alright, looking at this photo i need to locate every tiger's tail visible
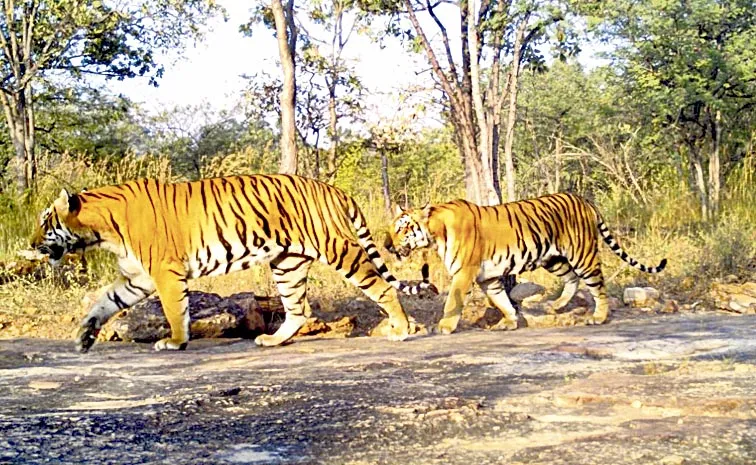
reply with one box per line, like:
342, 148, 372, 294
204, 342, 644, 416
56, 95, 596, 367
597, 220, 667, 273
346, 198, 437, 295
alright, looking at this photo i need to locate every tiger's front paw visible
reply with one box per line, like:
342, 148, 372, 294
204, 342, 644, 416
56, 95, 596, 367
437, 315, 460, 335
154, 337, 188, 351
492, 318, 518, 331
254, 334, 287, 347
75, 317, 100, 353
585, 314, 608, 325
387, 319, 409, 342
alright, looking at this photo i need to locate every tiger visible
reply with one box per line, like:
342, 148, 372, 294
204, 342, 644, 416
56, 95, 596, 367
30, 174, 435, 353
387, 192, 667, 334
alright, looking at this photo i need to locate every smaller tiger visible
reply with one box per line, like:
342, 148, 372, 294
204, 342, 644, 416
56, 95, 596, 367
387, 193, 667, 334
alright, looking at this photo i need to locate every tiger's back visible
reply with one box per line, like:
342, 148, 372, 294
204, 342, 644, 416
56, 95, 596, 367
95, 175, 370, 278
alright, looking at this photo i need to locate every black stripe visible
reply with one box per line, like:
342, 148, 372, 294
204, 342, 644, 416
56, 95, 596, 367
109, 291, 129, 310
109, 213, 126, 246
344, 256, 361, 279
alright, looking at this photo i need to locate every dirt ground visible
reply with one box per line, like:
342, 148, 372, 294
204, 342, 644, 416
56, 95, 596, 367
2, 309, 756, 465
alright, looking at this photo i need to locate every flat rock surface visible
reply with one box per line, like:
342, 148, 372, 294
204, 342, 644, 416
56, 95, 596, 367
1, 312, 756, 465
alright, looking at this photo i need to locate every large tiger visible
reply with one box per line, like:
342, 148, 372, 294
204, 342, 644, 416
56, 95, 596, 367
31, 175, 434, 353
387, 192, 667, 334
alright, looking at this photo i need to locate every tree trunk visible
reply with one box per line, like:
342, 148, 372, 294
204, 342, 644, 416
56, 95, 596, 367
0, 82, 36, 192
554, 128, 562, 193
707, 110, 722, 220
486, 0, 509, 204
456, 116, 485, 205
501, 20, 528, 202
327, 80, 338, 177
467, 0, 498, 206
380, 149, 391, 216
24, 84, 36, 186
271, 0, 298, 175
689, 146, 709, 221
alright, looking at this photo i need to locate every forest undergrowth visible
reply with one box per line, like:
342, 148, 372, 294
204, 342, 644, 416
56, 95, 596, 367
0, 151, 753, 340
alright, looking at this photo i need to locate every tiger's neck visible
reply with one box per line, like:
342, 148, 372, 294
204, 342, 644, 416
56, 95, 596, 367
73, 194, 130, 257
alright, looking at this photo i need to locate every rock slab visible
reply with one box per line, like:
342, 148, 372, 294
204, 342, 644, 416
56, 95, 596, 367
710, 282, 756, 314
99, 291, 266, 342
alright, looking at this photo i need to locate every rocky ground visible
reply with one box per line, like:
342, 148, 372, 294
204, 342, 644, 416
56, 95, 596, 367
2, 310, 756, 465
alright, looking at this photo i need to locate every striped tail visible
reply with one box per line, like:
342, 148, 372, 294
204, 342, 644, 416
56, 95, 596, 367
347, 200, 437, 295
597, 220, 667, 273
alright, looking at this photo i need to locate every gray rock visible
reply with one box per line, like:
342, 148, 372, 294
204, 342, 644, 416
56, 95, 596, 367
623, 286, 662, 307
100, 291, 264, 342
3, 313, 756, 465
509, 281, 546, 303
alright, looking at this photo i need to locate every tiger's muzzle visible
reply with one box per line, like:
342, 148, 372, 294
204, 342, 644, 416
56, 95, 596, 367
37, 244, 66, 262
394, 244, 413, 257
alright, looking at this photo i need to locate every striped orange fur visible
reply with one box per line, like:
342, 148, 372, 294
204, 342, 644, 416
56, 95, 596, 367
31, 175, 432, 352
388, 192, 667, 333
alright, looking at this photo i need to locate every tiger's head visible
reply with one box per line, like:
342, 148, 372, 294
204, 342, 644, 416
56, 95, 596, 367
387, 204, 434, 258
30, 189, 87, 266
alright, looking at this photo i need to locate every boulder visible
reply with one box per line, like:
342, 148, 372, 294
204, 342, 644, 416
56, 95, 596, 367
296, 316, 356, 338
509, 282, 546, 303
93, 290, 357, 343
226, 292, 269, 333
623, 287, 662, 308
325, 316, 356, 336
710, 282, 756, 314
98, 291, 266, 342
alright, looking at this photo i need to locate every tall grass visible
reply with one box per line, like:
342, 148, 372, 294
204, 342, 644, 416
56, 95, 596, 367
0, 149, 754, 340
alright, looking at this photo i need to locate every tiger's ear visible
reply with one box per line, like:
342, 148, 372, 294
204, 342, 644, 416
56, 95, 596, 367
54, 189, 81, 214
393, 204, 405, 216
68, 192, 81, 213
420, 202, 432, 220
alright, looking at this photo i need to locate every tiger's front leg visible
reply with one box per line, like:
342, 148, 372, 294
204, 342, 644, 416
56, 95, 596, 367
437, 268, 476, 334
151, 264, 190, 351
76, 272, 155, 353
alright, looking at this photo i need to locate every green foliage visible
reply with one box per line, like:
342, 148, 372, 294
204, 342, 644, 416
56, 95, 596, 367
582, 0, 756, 160
33, 85, 136, 161
0, 0, 219, 87
0, 0, 221, 188
333, 127, 463, 209
242, 0, 367, 178
125, 104, 279, 181
515, 60, 665, 200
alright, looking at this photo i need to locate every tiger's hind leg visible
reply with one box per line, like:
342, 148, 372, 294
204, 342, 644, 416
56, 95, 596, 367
336, 242, 409, 341
255, 255, 314, 347
479, 277, 519, 331
564, 238, 610, 325
543, 256, 580, 315
580, 268, 609, 325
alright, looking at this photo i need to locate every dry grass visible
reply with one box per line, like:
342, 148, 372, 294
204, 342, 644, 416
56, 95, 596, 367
0, 151, 754, 340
